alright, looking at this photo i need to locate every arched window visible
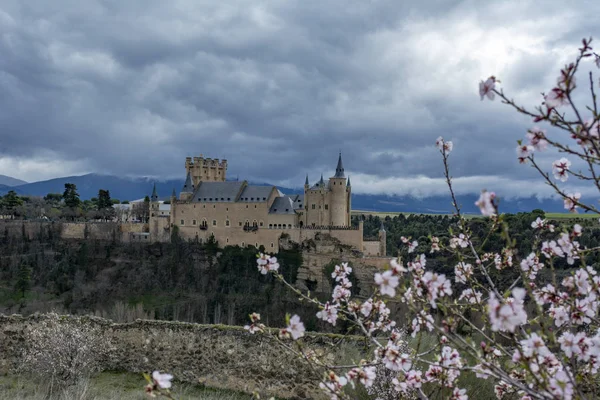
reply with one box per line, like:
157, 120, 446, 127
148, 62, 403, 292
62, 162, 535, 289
252, 220, 258, 227
212, 220, 217, 226
226, 238, 229, 243
270, 243, 274, 248
242, 242, 245, 247
225, 220, 230, 227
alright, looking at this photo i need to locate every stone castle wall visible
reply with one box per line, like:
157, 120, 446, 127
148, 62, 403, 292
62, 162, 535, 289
0, 314, 363, 399
0, 220, 145, 242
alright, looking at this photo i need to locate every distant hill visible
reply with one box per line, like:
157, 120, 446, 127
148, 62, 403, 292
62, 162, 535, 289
3, 173, 184, 202
0, 173, 569, 214
0, 175, 27, 187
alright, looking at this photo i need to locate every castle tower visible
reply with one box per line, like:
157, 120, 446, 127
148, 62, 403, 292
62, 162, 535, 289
346, 176, 352, 226
379, 220, 387, 257
185, 154, 227, 185
180, 172, 194, 202
150, 183, 159, 215
329, 153, 348, 227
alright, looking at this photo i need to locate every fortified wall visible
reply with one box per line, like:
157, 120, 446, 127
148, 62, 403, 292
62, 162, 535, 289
0, 220, 147, 243
0, 314, 364, 399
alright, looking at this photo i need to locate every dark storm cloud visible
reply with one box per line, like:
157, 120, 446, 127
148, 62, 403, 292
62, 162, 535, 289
0, 0, 599, 198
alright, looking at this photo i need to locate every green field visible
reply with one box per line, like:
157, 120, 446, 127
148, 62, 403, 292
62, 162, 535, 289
0, 372, 249, 400
353, 210, 600, 221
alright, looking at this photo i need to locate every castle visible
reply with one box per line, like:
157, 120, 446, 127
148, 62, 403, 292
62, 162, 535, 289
148, 154, 386, 255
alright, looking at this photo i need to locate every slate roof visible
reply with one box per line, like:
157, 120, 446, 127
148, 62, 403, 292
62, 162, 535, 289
238, 185, 273, 202
191, 181, 245, 202
334, 153, 345, 178
269, 196, 296, 214
288, 194, 304, 210
150, 183, 159, 202
181, 172, 194, 193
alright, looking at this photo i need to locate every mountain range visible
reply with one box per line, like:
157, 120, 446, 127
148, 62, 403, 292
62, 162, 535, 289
0, 173, 569, 214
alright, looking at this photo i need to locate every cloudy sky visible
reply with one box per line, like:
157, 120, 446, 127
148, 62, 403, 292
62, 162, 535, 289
1, 0, 599, 198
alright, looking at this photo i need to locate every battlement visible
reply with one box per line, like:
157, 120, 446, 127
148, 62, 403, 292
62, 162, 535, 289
185, 154, 227, 184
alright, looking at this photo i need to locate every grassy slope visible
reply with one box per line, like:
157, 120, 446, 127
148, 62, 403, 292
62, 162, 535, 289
0, 371, 249, 400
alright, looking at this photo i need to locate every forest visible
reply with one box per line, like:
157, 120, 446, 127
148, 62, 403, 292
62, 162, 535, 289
1, 210, 599, 334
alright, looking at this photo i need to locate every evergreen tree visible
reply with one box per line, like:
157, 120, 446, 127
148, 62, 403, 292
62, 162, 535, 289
15, 261, 31, 298
97, 190, 112, 209
63, 184, 81, 208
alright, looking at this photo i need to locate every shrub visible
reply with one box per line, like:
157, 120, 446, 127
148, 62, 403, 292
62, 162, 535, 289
21, 314, 111, 388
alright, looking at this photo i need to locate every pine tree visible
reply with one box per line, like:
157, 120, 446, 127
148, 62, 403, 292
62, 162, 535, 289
15, 261, 31, 299
63, 183, 81, 208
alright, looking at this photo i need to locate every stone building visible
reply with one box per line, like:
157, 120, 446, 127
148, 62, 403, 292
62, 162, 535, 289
148, 154, 385, 254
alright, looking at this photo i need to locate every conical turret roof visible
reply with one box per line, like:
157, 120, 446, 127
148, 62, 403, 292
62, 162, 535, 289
171, 188, 176, 198
319, 173, 325, 185
334, 153, 345, 178
305, 174, 309, 186
150, 183, 158, 201
347, 176, 351, 187
181, 171, 194, 193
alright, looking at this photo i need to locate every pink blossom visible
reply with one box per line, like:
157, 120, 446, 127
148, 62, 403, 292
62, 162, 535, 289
451, 387, 468, 400
516, 144, 534, 163
408, 240, 418, 253
526, 127, 548, 151
257, 253, 280, 274
287, 314, 305, 340
331, 263, 352, 281
459, 288, 482, 304
488, 288, 527, 333
375, 270, 399, 297
430, 236, 440, 253
152, 371, 173, 389
390, 258, 407, 274
436, 136, 454, 154
475, 190, 496, 216
479, 76, 496, 101
563, 192, 581, 213
316, 302, 339, 326
454, 262, 473, 284
450, 234, 469, 249
544, 87, 568, 108
552, 158, 571, 182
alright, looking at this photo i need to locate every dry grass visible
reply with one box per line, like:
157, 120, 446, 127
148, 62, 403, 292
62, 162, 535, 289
0, 372, 249, 400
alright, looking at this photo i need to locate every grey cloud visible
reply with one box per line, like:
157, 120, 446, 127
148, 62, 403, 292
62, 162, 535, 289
0, 0, 599, 198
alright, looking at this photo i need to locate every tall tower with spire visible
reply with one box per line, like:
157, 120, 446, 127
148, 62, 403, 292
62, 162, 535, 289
180, 171, 194, 202
302, 153, 351, 227
329, 153, 349, 226
150, 183, 159, 216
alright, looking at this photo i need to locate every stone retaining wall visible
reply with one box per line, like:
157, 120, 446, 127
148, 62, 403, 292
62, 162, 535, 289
0, 314, 362, 399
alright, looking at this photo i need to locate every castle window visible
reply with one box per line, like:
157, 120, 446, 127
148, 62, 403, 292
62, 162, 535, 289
193, 205, 196, 208
212, 220, 217, 226
203, 205, 205, 208
209, 198, 212, 201
239, 221, 242, 227
221, 198, 224, 201
270, 243, 274, 248
227, 198, 231, 201
193, 219, 197, 225
259, 221, 263, 227
203, 198, 206, 201
242, 242, 245, 247
263, 197, 266, 200
226, 238, 229, 243
180, 220, 184, 225
255, 243, 258, 248
312, 204, 316, 209
226, 208, 229, 211
325, 205, 329, 210
288, 224, 292, 228
269, 224, 272, 228
319, 205, 322, 209
251, 197, 254, 200
252, 220, 258, 227
285, 209, 289, 212
246, 205, 248, 208
226, 220, 230, 226
254, 205, 257, 208
278, 224, 282, 229
213, 205, 216, 208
